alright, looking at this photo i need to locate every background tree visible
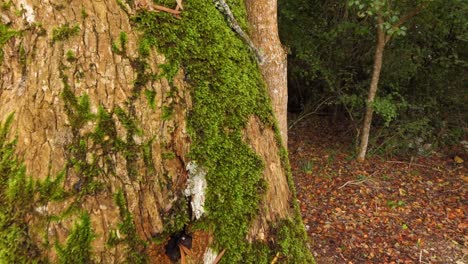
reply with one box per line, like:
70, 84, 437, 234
0, 0, 312, 263
349, 0, 430, 161
279, 0, 466, 158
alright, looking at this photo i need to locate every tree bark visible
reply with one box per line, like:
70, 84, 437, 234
0, 0, 311, 263
245, 0, 288, 145
357, 15, 386, 162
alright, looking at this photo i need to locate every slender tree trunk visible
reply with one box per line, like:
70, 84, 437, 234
245, 0, 288, 145
357, 15, 386, 162
0, 0, 311, 263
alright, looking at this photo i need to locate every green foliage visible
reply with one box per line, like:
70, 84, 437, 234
301, 160, 314, 174
52, 23, 80, 43
280, 0, 467, 155
56, 213, 95, 264
387, 200, 406, 209
371, 95, 400, 126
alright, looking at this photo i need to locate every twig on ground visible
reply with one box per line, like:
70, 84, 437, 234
386, 160, 443, 171
338, 178, 369, 189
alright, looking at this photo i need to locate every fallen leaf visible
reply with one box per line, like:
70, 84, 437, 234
454, 156, 464, 164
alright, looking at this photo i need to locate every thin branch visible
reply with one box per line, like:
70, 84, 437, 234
176, 0, 183, 10
386, 160, 442, 171
152, 4, 181, 15
270, 252, 280, 264
288, 96, 334, 129
213, 249, 226, 264
136, 0, 181, 16
214, 0, 264, 63
385, 3, 428, 43
338, 179, 369, 189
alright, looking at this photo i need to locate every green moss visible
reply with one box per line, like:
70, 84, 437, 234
18, 43, 26, 66
112, 190, 147, 264
116, 0, 133, 15
144, 89, 157, 109
81, 8, 88, 19
1, 1, 13, 11
0, 114, 36, 262
112, 31, 129, 55
160, 197, 189, 237
56, 213, 95, 264
52, 23, 80, 43
138, 38, 151, 57
36, 171, 67, 203
0, 23, 20, 63
65, 50, 76, 62
275, 218, 315, 263
161, 105, 173, 120
61, 71, 101, 194
161, 151, 176, 160
0, 114, 67, 263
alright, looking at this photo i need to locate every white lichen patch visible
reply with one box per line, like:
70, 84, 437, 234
18, 0, 35, 23
34, 205, 48, 215
203, 247, 217, 264
184, 161, 207, 220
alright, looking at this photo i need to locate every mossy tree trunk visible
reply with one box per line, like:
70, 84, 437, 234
0, 0, 312, 263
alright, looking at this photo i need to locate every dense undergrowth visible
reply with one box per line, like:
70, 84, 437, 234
280, 0, 467, 156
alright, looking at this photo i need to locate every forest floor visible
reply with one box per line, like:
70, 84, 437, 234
288, 115, 467, 264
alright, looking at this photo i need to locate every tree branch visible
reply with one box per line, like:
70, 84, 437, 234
214, 0, 264, 64
385, 3, 428, 44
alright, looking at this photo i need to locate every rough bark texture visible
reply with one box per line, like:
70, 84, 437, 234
1, 1, 191, 261
0, 0, 310, 263
244, 116, 291, 241
245, 0, 288, 145
357, 15, 386, 162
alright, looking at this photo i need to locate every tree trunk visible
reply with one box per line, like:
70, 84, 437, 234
245, 0, 288, 145
0, 1, 312, 263
357, 15, 386, 162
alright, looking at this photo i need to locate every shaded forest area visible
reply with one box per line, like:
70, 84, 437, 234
280, 0, 467, 263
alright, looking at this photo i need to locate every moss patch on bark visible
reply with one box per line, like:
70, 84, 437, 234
0, 114, 67, 263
